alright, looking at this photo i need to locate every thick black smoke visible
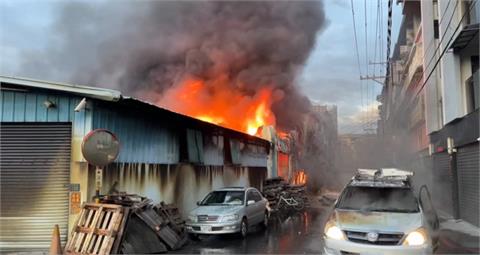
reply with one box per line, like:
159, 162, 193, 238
19, 1, 325, 130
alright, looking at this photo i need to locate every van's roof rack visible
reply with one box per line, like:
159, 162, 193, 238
350, 168, 413, 188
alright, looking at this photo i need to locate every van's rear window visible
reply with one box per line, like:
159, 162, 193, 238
336, 186, 419, 213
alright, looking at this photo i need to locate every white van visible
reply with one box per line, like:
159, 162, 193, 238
323, 169, 439, 255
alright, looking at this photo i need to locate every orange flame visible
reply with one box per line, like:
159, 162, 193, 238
277, 130, 289, 139
292, 169, 307, 185
158, 77, 276, 136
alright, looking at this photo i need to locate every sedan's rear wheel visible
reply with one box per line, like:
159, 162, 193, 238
188, 233, 200, 241
262, 212, 269, 228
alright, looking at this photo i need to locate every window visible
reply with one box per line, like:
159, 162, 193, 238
201, 191, 245, 206
252, 190, 263, 202
466, 74, 479, 112
336, 186, 419, 213
466, 56, 479, 113
433, 20, 439, 39
246, 190, 255, 202
179, 128, 204, 164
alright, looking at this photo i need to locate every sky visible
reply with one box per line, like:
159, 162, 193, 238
300, 0, 402, 133
0, 0, 402, 134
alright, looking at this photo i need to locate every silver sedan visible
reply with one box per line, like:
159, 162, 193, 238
185, 187, 269, 238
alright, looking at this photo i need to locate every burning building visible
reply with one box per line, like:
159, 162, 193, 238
0, 76, 271, 252
0, 1, 329, 251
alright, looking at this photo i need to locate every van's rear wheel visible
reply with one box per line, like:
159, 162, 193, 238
240, 218, 248, 238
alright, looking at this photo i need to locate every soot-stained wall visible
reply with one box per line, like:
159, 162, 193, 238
88, 163, 267, 215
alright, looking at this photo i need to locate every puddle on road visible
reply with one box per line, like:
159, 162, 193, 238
176, 208, 327, 254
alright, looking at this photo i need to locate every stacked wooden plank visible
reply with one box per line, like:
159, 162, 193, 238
154, 202, 186, 236
65, 194, 187, 254
285, 184, 309, 208
108, 195, 188, 253
262, 177, 289, 209
65, 203, 125, 255
261, 177, 309, 212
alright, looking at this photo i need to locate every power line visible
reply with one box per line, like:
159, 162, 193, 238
380, 0, 384, 71
423, 0, 460, 73
371, 0, 381, 130
415, 0, 477, 97
364, 0, 368, 131
350, 0, 364, 132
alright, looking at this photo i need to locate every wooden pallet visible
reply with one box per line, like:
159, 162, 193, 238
65, 203, 124, 255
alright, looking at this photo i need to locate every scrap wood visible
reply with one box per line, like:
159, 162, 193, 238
101, 193, 187, 252
154, 203, 186, 236
134, 205, 186, 250
262, 177, 309, 213
120, 214, 168, 254
65, 203, 124, 255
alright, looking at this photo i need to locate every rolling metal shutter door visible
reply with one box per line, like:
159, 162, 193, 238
0, 123, 71, 252
457, 143, 480, 227
432, 152, 454, 216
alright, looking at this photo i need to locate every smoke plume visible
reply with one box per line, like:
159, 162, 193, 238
18, 1, 326, 130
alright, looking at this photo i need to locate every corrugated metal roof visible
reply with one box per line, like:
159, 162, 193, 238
1, 76, 270, 148
121, 97, 271, 148
0, 75, 121, 101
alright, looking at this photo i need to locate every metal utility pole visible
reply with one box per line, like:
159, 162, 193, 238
360, 75, 387, 85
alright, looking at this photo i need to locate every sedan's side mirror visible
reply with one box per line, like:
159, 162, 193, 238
196, 201, 201, 206
247, 200, 255, 206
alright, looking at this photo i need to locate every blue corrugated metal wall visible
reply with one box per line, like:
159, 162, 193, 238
240, 143, 268, 167
92, 105, 179, 164
203, 135, 224, 166
0, 90, 91, 136
1, 89, 267, 167
2, 90, 73, 122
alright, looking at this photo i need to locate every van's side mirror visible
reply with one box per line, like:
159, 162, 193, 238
247, 200, 255, 206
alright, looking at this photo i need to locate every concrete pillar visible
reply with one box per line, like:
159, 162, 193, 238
421, 0, 443, 134
68, 99, 93, 235
438, 0, 464, 124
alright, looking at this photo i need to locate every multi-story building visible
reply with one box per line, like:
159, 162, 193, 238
378, 1, 426, 163
378, 0, 479, 227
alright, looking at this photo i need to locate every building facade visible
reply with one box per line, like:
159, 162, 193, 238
0, 76, 271, 251
378, 0, 479, 227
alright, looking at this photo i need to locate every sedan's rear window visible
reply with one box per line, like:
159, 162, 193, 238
201, 191, 245, 206
336, 186, 419, 213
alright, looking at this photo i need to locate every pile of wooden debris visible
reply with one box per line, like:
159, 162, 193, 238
64, 194, 187, 254
262, 177, 309, 213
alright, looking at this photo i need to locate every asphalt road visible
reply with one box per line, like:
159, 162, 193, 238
174, 207, 331, 254
172, 199, 479, 254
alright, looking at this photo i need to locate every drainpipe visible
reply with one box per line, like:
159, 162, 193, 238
447, 137, 460, 219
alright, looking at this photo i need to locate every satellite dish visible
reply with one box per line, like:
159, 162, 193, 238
82, 129, 120, 167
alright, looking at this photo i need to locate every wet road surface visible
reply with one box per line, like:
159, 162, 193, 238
174, 207, 331, 254
173, 201, 478, 254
